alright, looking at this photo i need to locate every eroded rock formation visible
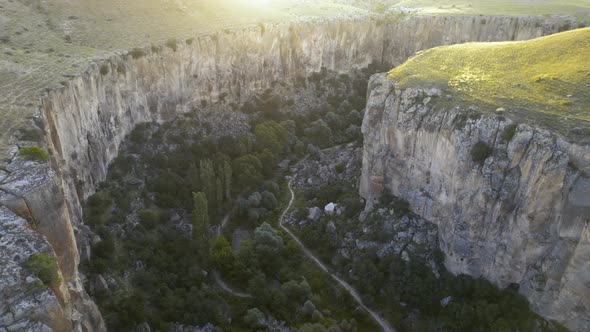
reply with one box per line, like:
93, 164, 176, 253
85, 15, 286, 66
360, 73, 590, 331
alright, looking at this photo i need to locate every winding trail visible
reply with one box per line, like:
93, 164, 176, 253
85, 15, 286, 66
279, 178, 396, 332
212, 208, 252, 298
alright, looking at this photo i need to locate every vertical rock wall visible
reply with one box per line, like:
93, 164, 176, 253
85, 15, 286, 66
360, 74, 590, 331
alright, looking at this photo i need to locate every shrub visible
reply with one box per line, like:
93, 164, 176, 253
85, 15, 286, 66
99, 64, 110, 76
244, 308, 265, 329
501, 124, 518, 142
166, 38, 178, 51
24, 253, 61, 288
19, 146, 49, 161
117, 63, 126, 74
186, 38, 194, 45
335, 163, 346, 174
393, 198, 411, 217
19, 128, 42, 141
129, 47, 145, 59
471, 141, 493, 164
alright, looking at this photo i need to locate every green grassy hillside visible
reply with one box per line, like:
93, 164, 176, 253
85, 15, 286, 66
390, 0, 590, 16
388, 28, 590, 124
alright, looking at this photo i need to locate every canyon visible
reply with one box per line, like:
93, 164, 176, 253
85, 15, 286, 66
0, 12, 588, 332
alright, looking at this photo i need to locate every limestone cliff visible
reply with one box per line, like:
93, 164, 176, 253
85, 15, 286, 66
0, 14, 583, 330
360, 73, 590, 331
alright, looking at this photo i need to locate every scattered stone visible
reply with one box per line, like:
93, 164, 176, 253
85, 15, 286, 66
440, 296, 453, 307
135, 322, 151, 332
94, 275, 109, 294
307, 207, 322, 221
324, 202, 336, 214
278, 159, 290, 169
0, 313, 14, 326
6, 321, 28, 331
326, 221, 336, 234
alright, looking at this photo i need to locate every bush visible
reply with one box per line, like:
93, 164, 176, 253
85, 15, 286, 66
335, 163, 346, 174
24, 253, 61, 288
117, 63, 126, 74
244, 308, 265, 329
100, 64, 110, 75
393, 198, 411, 217
19, 146, 49, 161
471, 141, 493, 165
501, 124, 518, 142
129, 47, 145, 59
166, 39, 178, 51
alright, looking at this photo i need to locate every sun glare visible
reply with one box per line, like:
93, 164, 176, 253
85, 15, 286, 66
244, 0, 271, 6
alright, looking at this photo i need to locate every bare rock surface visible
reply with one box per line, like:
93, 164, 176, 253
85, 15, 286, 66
360, 73, 590, 331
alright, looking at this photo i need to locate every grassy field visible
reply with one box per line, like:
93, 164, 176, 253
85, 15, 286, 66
388, 28, 590, 126
1, 0, 590, 162
390, 0, 590, 16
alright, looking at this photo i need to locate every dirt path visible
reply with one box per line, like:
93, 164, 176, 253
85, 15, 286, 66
212, 208, 252, 298
212, 270, 252, 298
279, 178, 396, 332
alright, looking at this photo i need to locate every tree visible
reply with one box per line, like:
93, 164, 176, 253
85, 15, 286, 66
261, 191, 278, 210
304, 119, 332, 148
254, 223, 284, 273
192, 192, 211, 262
325, 111, 342, 130
222, 160, 232, 200
244, 307, 266, 329
256, 149, 276, 177
254, 120, 288, 155
282, 279, 311, 303
347, 109, 363, 126
233, 154, 263, 190
187, 163, 199, 192
216, 177, 223, 213
199, 159, 216, 212
212, 236, 234, 273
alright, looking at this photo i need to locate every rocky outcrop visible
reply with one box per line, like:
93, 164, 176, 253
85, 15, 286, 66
0, 159, 105, 331
360, 73, 590, 331
0, 13, 583, 330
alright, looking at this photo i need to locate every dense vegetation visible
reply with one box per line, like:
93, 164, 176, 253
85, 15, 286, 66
82, 70, 369, 331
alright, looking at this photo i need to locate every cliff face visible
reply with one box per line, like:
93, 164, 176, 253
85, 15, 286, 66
0, 14, 581, 330
360, 74, 590, 331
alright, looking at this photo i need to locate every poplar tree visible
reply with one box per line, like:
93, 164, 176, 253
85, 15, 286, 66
216, 177, 223, 214
192, 192, 211, 262
199, 159, 216, 212
222, 160, 232, 200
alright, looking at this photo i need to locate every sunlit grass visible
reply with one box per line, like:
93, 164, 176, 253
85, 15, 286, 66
388, 28, 590, 121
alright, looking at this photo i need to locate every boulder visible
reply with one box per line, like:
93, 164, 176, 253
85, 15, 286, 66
307, 207, 322, 221
324, 202, 336, 214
